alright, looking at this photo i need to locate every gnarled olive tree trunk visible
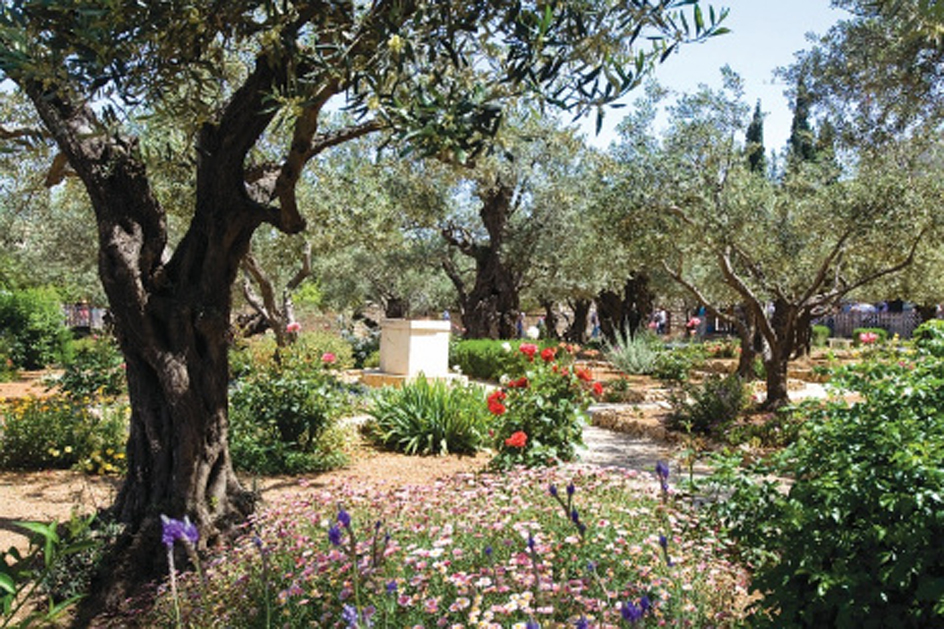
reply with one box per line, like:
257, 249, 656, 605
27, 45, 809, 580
21, 59, 303, 616
442, 181, 521, 339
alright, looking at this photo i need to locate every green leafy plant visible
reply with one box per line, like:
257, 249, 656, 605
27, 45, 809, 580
652, 343, 705, 383
55, 335, 126, 400
488, 343, 598, 468
0, 288, 73, 370
1, 517, 98, 627
449, 339, 531, 381
364, 376, 491, 455
912, 318, 944, 357
604, 330, 663, 375
711, 353, 944, 626
667, 373, 748, 435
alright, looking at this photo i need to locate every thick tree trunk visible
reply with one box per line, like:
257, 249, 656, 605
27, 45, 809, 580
444, 182, 521, 339
541, 299, 561, 341
595, 272, 653, 344
762, 299, 797, 409
566, 298, 591, 343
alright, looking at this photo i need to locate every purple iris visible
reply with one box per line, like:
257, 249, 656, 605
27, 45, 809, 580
328, 524, 343, 547
549, 484, 558, 497
621, 600, 643, 623
566, 482, 576, 496
337, 507, 352, 528
160, 515, 199, 548
575, 618, 589, 629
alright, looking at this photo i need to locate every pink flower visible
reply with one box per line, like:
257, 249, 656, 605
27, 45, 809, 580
859, 331, 879, 345
286, 321, 302, 333
321, 352, 336, 364
686, 317, 701, 329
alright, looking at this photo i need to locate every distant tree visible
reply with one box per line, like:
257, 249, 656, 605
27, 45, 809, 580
787, 74, 817, 168
745, 100, 767, 174
615, 72, 937, 408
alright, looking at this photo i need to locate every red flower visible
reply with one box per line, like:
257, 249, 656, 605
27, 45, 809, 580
540, 347, 556, 363
487, 389, 507, 415
504, 431, 528, 448
519, 343, 538, 361
507, 376, 529, 389
592, 381, 604, 396
575, 367, 593, 382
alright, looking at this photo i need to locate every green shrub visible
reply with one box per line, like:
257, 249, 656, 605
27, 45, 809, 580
0, 287, 73, 369
652, 348, 698, 383
604, 330, 662, 375
712, 354, 944, 626
852, 326, 888, 346
228, 346, 354, 475
0, 336, 18, 382
364, 376, 491, 455
450, 339, 528, 381
55, 335, 126, 400
811, 324, 831, 347
488, 345, 595, 468
342, 329, 381, 369
0, 395, 128, 473
667, 373, 747, 435
912, 318, 944, 357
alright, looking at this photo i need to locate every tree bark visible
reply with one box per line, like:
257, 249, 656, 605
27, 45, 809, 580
565, 298, 591, 343
442, 181, 521, 339
18, 56, 299, 618
595, 272, 653, 344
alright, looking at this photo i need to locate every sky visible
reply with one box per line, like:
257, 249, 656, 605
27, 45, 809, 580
581, 0, 851, 153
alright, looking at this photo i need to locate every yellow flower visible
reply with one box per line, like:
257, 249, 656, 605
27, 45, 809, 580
387, 33, 405, 55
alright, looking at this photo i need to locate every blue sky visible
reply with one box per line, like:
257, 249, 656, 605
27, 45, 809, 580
582, 1, 850, 153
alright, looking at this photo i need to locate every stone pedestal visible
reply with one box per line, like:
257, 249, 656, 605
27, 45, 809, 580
361, 319, 465, 387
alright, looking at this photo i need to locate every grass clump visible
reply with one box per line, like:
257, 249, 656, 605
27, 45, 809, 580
364, 376, 491, 455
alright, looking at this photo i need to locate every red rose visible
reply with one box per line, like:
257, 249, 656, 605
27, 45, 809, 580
575, 367, 593, 382
592, 381, 604, 396
519, 343, 538, 361
488, 400, 507, 415
540, 347, 556, 362
504, 431, 527, 448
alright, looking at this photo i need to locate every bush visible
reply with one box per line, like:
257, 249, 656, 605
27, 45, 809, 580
0, 395, 128, 473
488, 343, 598, 468
342, 329, 381, 369
364, 376, 491, 455
604, 330, 662, 375
811, 324, 831, 347
228, 343, 354, 475
712, 354, 944, 626
652, 347, 699, 383
912, 318, 944, 357
0, 337, 18, 382
449, 339, 529, 381
0, 287, 73, 369
667, 373, 748, 435
55, 335, 126, 400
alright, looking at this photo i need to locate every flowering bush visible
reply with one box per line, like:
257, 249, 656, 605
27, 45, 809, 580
55, 334, 127, 400
140, 466, 749, 627
487, 343, 600, 469
228, 337, 356, 475
852, 326, 887, 346
0, 395, 128, 474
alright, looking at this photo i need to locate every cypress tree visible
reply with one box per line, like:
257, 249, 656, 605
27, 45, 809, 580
787, 74, 817, 168
745, 99, 766, 174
